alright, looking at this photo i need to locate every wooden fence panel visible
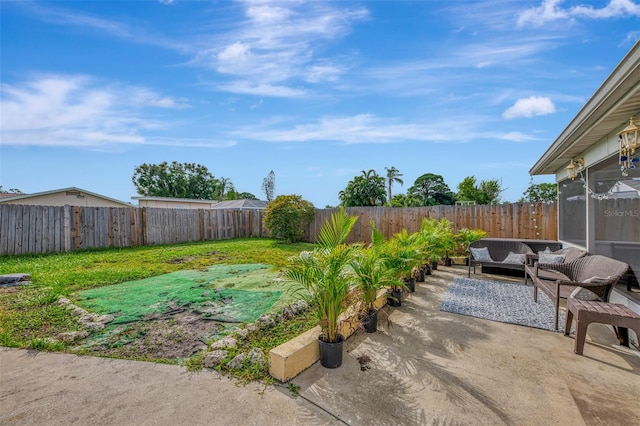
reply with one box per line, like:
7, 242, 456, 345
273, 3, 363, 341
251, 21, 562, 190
0, 203, 557, 256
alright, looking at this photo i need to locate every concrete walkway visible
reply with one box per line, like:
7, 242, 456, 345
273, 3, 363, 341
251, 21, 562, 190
2, 266, 639, 425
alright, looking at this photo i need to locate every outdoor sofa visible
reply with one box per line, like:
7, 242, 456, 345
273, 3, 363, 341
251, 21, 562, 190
467, 239, 534, 278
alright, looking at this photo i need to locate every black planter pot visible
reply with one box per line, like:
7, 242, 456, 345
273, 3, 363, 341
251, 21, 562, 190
417, 267, 426, 282
404, 277, 416, 292
431, 261, 438, 270
464, 257, 470, 266
387, 289, 402, 307
424, 264, 432, 276
444, 257, 452, 267
319, 334, 345, 368
363, 309, 378, 333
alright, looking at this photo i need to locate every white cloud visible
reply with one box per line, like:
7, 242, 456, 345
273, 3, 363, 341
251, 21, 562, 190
230, 114, 460, 144
502, 96, 556, 119
198, 1, 368, 97
500, 132, 539, 142
0, 74, 192, 147
217, 81, 307, 97
518, 0, 640, 27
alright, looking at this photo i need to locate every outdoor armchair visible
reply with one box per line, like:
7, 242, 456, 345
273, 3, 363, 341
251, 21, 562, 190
529, 255, 629, 330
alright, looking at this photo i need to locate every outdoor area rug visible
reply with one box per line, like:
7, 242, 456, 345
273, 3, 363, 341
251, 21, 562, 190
440, 277, 568, 332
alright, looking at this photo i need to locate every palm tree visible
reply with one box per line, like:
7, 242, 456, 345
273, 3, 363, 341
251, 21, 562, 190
384, 166, 404, 205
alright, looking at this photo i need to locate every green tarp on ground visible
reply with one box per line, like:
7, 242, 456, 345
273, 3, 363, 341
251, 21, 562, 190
76, 264, 288, 325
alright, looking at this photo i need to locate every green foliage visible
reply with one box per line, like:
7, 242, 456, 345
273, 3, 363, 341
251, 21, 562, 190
408, 173, 455, 206
454, 228, 488, 256
284, 209, 358, 343
390, 193, 422, 207
288, 382, 301, 397
262, 170, 276, 202
384, 166, 404, 205
339, 169, 386, 207
263, 195, 316, 243
351, 247, 398, 311
456, 176, 503, 205
519, 182, 558, 203
317, 207, 359, 249
418, 218, 455, 260
0, 186, 23, 194
381, 229, 422, 285
132, 161, 227, 200
236, 192, 258, 200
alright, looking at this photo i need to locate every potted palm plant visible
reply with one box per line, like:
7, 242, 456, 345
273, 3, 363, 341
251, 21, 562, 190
284, 207, 358, 368
351, 247, 398, 332
454, 228, 488, 265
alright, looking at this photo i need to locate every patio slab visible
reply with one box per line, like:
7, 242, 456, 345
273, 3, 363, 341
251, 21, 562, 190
292, 266, 640, 425
1, 266, 638, 425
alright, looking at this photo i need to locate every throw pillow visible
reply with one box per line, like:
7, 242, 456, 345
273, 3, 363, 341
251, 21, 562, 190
570, 287, 601, 301
538, 252, 565, 264
470, 247, 493, 262
502, 251, 526, 264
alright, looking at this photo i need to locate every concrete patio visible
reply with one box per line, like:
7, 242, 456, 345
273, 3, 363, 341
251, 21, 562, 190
1, 266, 639, 425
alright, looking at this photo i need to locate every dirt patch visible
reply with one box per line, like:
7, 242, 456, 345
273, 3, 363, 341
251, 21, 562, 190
79, 311, 219, 360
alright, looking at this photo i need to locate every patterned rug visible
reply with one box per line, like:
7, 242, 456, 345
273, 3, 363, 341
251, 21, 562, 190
440, 277, 567, 332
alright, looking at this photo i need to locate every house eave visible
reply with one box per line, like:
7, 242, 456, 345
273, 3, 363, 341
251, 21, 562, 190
530, 41, 640, 176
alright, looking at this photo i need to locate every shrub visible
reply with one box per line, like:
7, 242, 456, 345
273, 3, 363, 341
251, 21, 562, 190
263, 195, 315, 243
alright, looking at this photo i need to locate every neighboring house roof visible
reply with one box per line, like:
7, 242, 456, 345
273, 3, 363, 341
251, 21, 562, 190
0, 187, 131, 207
210, 199, 268, 209
530, 41, 640, 175
0, 193, 17, 199
131, 196, 218, 204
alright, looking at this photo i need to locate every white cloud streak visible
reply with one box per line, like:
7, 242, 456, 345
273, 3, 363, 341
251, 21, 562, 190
0, 74, 207, 148
503, 96, 556, 119
229, 113, 526, 145
518, 0, 640, 27
194, 1, 368, 96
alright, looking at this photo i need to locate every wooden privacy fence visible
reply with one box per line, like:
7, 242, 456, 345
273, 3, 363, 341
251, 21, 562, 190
308, 203, 558, 244
0, 205, 268, 256
0, 202, 556, 256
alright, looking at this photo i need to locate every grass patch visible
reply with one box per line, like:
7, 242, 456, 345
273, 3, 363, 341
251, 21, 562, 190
0, 238, 314, 352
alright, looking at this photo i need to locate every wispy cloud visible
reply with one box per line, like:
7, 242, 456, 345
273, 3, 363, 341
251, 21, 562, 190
22, 2, 190, 52
229, 113, 512, 144
194, 1, 368, 96
517, 0, 640, 28
503, 96, 556, 119
0, 74, 206, 148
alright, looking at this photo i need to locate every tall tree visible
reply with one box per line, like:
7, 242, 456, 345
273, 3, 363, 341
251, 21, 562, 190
0, 186, 23, 194
339, 169, 386, 206
519, 182, 558, 203
262, 170, 276, 202
456, 176, 503, 205
408, 173, 453, 206
216, 177, 234, 201
132, 161, 224, 199
384, 166, 404, 205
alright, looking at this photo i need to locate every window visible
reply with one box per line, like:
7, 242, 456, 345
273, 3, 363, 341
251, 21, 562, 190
589, 155, 640, 280
558, 178, 586, 247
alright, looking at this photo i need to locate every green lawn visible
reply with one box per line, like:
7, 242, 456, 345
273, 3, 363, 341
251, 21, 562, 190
0, 238, 316, 377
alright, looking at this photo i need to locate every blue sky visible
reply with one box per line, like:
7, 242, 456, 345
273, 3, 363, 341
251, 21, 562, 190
1, 0, 639, 207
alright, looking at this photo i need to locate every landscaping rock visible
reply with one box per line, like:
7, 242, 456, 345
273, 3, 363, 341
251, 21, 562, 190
58, 330, 89, 343
256, 314, 274, 329
247, 348, 265, 367
227, 353, 247, 370
245, 323, 258, 332
291, 300, 308, 314
202, 350, 228, 368
97, 314, 115, 324
234, 328, 249, 339
210, 336, 237, 350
